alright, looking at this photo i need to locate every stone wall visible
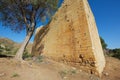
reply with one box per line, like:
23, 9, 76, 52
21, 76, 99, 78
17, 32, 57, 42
32, 0, 105, 76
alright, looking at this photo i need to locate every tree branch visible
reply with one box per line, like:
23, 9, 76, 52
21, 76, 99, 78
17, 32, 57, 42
14, 0, 30, 34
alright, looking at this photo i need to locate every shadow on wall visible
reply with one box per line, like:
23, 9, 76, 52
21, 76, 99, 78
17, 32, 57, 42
32, 24, 50, 56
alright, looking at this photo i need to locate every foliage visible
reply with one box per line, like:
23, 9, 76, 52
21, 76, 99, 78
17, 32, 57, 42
59, 69, 77, 78
109, 48, 120, 59
34, 55, 44, 62
0, 48, 2, 52
22, 50, 33, 59
99, 37, 120, 59
0, 38, 15, 56
0, 38, 30, 57
0, 0, 59, 33
70, 69, 77, 74
100, 37, 107, 49
112, 48, 120, 53
59, 70, 68, 78
11, 73, 20, 78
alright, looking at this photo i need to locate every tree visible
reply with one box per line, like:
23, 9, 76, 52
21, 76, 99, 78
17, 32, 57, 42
100, 37, 107, 49
112, 48, 120, 59
0, 0, 58, 61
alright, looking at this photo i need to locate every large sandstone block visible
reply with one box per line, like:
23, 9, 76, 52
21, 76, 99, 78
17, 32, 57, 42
32, 0, 105, 76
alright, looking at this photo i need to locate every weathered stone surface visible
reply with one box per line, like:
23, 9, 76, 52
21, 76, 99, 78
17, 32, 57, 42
32, 0, 105, 76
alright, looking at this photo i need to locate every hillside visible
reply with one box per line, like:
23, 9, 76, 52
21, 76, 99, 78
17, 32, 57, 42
0, 37, 32, 57
0, 38, 15, 46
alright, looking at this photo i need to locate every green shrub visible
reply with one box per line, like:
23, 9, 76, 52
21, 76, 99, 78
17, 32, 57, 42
12, 48, 18, 55
59, 70, 68, 78
36, 55, 44, 62
108, 48, 120, 59
112, 53, 120, 59
0, 48, 3, 53
100, 37, 107, 49
70, 70, 76, 74
22, 50, 33, 59
11, 73, 20, 78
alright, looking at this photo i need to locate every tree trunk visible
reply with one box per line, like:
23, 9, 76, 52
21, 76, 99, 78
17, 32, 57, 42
14, 31, 33, 61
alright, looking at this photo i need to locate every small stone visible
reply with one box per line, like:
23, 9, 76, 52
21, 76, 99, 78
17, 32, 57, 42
79, 69, 82, 72
72, 67, 76, 70
0, 73, 5, 77
28, 62, 32, 67
79, 54, 84, 58
104, 72, 109, 76
89, 76, 93, 80
63, 76, 67, 79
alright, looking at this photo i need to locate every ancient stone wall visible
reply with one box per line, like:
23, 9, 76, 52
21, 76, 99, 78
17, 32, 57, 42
32, 0, 105, 76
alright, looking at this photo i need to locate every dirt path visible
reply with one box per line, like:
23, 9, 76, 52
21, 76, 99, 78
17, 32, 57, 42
102, 57, 120, 80
0, 58, 62, 80
0, 56, 120, 80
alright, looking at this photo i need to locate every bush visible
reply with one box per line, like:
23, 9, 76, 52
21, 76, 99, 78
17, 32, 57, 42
108, 48, 120, 59
37, 55, 44, 62
22, 50, 33, 59
112, 53, 120, 59
11, 73, 20, 78
59, 70, 68, 78
100, 37, 107, 49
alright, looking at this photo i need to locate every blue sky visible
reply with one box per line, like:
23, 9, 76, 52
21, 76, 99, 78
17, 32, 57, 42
88, 0, 120, 49
0, 0, 120, 49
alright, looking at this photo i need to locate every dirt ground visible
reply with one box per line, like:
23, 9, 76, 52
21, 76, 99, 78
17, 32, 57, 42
0, 56, 120, 80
